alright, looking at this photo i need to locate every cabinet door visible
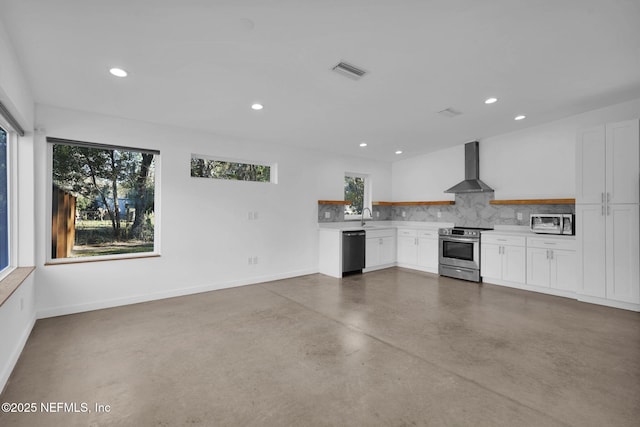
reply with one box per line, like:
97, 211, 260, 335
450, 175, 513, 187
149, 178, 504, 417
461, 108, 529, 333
397, 235, 417, 265
417, 237, 438, 270
503, 245, 526, 284
606, 204, 640, 303
606, 120, 639, 204
480, 243, 502, 279
576, 204, 606, 298
576, 125, 606, 204
527, 247, 550, 287
365, 238, 379, 268
551, 249, 576, 292
379, 236, 396, 265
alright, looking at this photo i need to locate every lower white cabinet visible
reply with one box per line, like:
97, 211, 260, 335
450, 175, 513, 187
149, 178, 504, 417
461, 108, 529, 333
526, 237, 576, 293
365, 228, 396, 271
481, 234, 526, 285
396, 228, 439, 273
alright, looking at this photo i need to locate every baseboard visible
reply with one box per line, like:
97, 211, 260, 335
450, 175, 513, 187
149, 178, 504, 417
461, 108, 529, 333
36, 268, 318, 319
0, 316, 36, 394
576, 295, 640, 312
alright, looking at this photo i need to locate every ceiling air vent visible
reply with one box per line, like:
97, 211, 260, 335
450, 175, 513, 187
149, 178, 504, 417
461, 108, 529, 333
332, 61, 368, 80
437, 108, 462, 118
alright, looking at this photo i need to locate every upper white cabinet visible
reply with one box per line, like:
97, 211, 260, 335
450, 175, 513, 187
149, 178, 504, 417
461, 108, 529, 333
576, 119, 640, 310
577, 120, 639, 204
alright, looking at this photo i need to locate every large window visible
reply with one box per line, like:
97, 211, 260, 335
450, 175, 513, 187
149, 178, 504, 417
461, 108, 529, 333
0, 127, 8, 272
49, 138, 159, 261
344, 173, 371, 220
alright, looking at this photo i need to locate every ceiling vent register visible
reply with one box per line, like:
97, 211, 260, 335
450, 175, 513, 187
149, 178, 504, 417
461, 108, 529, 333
332, 61, 368, 80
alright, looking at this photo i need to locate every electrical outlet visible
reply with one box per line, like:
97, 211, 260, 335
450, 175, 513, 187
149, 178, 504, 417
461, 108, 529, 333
437, 211, 442, 218
402, 211, 406, 218
248, 257, 253, 265
517, 212, 523, 221
252, 256, 258, 265
324, 211, 331, 219
376, 211, 380, 218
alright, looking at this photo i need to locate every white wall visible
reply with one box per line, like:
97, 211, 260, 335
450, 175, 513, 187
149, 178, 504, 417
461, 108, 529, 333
34, 105, 392, 317
393, 98, 640, 201
0, 19, 36, 392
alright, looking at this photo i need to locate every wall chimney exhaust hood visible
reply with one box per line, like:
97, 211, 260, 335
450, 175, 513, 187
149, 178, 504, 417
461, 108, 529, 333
444, 141, 494, 193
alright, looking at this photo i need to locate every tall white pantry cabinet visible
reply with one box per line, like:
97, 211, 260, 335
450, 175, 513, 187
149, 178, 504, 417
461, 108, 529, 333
576, 119, 640, 311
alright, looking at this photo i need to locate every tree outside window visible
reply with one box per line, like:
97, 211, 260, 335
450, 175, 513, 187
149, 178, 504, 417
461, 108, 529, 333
50, 138, 158, 259
344, 173, 371, 219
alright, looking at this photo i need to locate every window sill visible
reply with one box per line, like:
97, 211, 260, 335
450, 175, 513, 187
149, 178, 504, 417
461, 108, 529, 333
45, 253, 160, 266
0, 267, 35, 308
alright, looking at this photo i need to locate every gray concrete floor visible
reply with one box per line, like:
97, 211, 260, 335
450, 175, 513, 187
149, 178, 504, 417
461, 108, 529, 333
1, 268, 639, 426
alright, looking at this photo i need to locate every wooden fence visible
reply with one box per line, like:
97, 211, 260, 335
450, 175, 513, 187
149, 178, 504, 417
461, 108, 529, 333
51, 186, 76, 258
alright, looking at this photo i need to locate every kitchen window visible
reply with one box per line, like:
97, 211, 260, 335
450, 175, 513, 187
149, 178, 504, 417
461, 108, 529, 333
344, 172, 371, 220
48, 138, 159, 262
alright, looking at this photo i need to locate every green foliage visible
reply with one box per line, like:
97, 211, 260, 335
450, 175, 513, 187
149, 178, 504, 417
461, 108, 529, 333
52, 143, 156, 254
191, 157, 270, 182
344, 176, 364, 215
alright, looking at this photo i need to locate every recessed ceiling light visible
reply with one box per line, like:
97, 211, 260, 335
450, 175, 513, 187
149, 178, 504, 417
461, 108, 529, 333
359, 142, 367, 147
514, 115, 526, 121
251, 103, 263, 110
484, 97, 498, 104
395, 150, 403, 155
109, 67, 128, 77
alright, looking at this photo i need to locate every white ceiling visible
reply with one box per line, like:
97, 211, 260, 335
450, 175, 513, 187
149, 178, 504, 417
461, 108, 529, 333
2, 0, 640, 162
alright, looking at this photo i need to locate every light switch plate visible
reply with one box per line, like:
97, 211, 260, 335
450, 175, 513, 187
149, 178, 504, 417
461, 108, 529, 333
517, 212, 523, 221
324, 211, 331, 219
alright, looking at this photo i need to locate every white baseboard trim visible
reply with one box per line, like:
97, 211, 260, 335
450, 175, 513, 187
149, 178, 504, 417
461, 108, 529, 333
36, 268, 318, 319
0, 316, 36, 394
576, 295, 640, 312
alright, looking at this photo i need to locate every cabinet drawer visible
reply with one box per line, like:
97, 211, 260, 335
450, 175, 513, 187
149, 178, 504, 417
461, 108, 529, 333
418, 230, 438, 239
366, 228, 395, 239
527, 237, 576, 251
397, 229, 417, 238
481, 234, 525, 246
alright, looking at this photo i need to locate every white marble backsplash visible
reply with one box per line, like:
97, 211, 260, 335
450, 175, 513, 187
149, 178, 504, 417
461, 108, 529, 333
319, 193, 575, 228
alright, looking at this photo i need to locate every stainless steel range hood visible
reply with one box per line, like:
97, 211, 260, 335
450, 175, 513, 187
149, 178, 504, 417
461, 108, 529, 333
444, 141, 494, 193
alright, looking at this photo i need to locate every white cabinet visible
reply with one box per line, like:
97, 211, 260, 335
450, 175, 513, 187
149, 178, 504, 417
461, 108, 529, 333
417, 230, 439, 272
481, 234, 526, 285
526, 237, 576, 294
396, 228, 439, 273
576, 119, 640, 310
365, 228, 396, 271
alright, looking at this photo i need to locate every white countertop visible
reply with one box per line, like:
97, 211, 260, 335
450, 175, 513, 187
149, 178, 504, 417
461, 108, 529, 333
483, 225, 576, 240
318, 221, 454, 232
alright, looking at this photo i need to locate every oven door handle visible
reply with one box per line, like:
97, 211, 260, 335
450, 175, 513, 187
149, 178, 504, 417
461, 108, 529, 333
440, 237, 478, 243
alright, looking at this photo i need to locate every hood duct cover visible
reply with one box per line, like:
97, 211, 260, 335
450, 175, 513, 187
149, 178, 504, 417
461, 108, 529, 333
444, 141, 494, 193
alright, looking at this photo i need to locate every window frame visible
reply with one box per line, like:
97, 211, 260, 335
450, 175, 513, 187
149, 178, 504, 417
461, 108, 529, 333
46, 138, 161, 264
344, 172, 372, 221
0, 120, 18, 280
190, 153, 278, 184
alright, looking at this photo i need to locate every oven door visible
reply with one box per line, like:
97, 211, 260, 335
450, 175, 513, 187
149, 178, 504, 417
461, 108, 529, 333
439, 236, 479, 269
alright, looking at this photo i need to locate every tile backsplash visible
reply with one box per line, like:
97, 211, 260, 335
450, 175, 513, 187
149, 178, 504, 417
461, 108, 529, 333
318, 193, 574, 227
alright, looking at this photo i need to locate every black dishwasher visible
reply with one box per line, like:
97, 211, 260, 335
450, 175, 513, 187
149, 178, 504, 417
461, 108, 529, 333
342, 230, 366, 276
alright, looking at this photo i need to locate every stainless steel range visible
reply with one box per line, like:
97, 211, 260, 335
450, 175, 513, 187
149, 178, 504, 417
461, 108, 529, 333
438, 227, 491, 282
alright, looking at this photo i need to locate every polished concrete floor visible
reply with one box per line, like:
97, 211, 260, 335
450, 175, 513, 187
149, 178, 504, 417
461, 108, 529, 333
1, 268, 639, 426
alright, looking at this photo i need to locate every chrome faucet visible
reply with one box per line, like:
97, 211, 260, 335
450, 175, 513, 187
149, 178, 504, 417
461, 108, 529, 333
361, 207, 373, 226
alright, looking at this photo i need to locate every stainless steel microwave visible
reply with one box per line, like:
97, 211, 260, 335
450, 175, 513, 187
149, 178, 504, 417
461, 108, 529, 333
530, 214, 574, 235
